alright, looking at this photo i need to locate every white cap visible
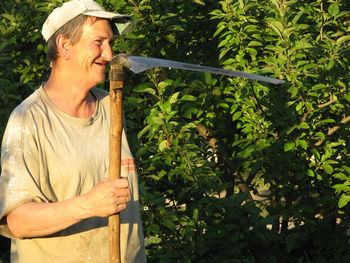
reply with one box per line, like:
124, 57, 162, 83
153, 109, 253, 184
42, 0, 133, 41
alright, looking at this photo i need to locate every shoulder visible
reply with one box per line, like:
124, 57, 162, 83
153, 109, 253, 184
7, 89, 41, 126
2, 89, 42, 150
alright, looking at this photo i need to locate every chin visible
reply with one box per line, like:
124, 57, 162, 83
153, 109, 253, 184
90, 77, 105, 87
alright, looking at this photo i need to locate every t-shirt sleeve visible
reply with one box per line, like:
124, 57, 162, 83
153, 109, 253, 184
0, 108, 48, 238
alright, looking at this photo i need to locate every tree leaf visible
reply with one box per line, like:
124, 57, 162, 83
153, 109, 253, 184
192, 0, 205, 5
284, 141, 295, 152
328, 3, 339, 17
336, 35, 350, 46
338, 195, 350, 208
169, 92, 180, 104
232, 111, 242, 121
134, 83, 156, 95
322, 164, 333, 175
151, 116, 164, 125
159, 140, 169, 152
181, 95, 197, 101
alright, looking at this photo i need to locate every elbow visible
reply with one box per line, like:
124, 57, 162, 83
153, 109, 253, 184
7, 212, 26, 239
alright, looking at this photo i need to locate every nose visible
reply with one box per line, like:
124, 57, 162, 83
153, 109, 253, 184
102, 42, 113, 62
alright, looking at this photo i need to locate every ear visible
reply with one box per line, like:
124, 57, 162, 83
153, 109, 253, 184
56, 34, 71, 60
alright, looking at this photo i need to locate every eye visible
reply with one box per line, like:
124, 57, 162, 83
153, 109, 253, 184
109, 38, 115, 47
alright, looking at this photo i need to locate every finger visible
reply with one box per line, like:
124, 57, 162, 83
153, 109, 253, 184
109, 179, 130, 191
116, 189, 131, 198
115, 194, 131, 204
116, 203, 127, 213
117, 178, 129, 187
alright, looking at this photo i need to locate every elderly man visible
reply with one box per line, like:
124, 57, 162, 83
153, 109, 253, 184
0, 0, 146, 262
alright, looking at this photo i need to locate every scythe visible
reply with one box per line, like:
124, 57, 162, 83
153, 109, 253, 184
108, 54, 285, 262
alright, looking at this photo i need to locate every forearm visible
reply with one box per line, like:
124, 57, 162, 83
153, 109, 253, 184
6, 178, 130, 239
6, 195, 88, 238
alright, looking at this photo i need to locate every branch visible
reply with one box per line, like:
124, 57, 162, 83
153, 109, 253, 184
196, 123, 253, 200
301, 94, 334, 122
318, 95, 335, 108
314, 115, 350, 146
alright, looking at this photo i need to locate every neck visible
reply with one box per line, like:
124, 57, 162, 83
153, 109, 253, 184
44, 65, 97, 119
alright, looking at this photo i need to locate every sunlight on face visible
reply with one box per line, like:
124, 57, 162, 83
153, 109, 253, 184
67, 19, 114, 88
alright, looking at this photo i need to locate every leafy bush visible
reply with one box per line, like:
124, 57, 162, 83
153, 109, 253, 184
122, 0, 350, 262
1, 0, 350, 262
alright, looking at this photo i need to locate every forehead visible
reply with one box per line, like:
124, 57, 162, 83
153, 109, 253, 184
82, 18, 113, 39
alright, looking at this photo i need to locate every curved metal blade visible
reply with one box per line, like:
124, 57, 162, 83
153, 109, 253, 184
111, 54, 285, 85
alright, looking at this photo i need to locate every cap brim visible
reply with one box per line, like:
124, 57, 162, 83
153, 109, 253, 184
84, 11, 133, 35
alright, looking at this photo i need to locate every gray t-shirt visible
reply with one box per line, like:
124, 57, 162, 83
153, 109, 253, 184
0, 86, 146, 263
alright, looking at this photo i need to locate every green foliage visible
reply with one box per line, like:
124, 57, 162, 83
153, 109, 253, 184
1, 0, 350, 262
0, 0, 54, 139
125, 0, 350, 261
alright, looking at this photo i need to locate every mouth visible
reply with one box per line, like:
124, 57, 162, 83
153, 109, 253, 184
94, 61, 106, 70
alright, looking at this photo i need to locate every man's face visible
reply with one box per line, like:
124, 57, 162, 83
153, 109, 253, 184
67, 19, 113, 88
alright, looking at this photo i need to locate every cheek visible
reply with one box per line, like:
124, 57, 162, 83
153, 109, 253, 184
84, 46, 101, 64
81, 54, 92, 66
77, 52, 96, 70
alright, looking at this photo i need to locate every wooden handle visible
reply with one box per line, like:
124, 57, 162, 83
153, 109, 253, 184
109, 64, 124, 263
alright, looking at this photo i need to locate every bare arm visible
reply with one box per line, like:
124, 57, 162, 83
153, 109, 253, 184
6, 178, 130, 238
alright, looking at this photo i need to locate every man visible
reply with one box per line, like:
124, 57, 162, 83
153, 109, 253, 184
0, 0, 146, 262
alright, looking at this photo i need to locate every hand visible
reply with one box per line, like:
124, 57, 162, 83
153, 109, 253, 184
79, 178, 131, 218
